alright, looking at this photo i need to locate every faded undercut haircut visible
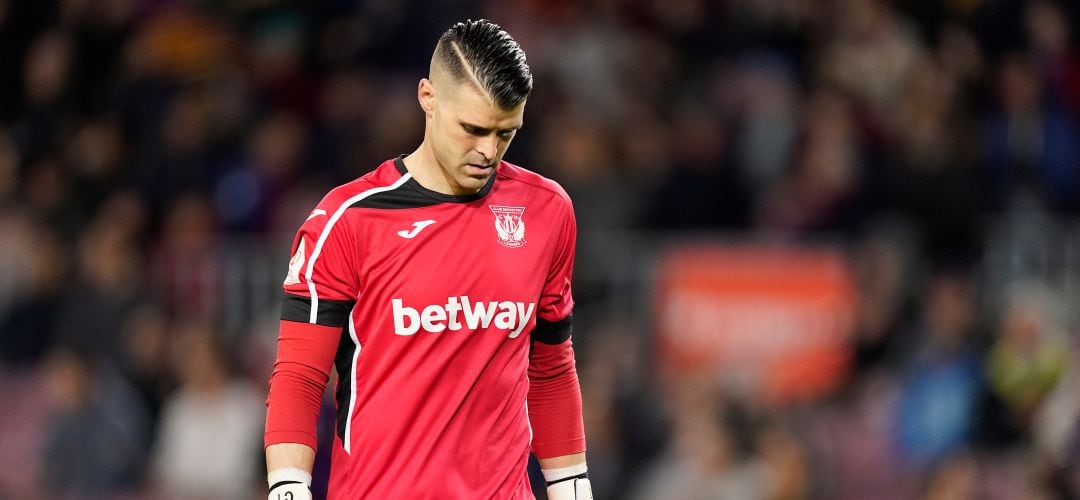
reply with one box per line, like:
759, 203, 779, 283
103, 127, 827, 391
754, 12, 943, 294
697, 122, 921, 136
434, 19, 533, 109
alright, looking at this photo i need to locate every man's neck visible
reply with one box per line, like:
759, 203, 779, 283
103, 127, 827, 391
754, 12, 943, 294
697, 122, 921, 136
402, 144, 472, 196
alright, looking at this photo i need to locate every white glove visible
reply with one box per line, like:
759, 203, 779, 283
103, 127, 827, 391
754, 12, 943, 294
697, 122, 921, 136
268, 468, 313, 500
546, 476, 593, 500
543, 463, 593, 500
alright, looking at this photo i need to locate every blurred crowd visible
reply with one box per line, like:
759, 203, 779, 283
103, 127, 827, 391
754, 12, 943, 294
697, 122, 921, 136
0, 0, 1079, 498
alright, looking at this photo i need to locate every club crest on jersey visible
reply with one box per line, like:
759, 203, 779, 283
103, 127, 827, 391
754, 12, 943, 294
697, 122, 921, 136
489, 205, 526, 248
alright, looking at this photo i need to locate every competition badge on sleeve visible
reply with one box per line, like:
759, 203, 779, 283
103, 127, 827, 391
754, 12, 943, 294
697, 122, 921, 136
283, 238, 306, 286
489, 206, 527, 248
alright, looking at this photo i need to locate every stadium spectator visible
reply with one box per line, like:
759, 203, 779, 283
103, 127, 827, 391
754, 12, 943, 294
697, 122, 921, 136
151, 323, 264, 499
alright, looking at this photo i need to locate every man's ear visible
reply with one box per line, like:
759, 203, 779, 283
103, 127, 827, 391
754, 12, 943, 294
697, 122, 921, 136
418, 78, 436, 115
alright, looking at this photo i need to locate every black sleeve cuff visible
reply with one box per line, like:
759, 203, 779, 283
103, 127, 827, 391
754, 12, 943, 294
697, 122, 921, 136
532, 313, 573, 345
280, 293, 354, 327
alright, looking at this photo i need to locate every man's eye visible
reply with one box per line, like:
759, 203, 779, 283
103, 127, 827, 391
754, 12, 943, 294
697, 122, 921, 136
498, 131, 514, 139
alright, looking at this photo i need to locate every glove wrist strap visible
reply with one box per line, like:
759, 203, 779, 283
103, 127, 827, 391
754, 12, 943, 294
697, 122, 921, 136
268, 467, 312, 491
541, 462, 588, 484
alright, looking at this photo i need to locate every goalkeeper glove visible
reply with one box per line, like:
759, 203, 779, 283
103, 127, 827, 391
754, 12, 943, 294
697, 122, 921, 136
268, 468, 312, 500
543, 463, 593, 500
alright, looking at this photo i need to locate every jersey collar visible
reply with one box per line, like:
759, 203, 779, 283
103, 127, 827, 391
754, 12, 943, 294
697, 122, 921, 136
394, 155, 496, 203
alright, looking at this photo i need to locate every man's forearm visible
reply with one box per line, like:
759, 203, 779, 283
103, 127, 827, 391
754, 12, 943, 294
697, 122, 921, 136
528, 332, 591, 499
538, 452, 586, 470
527, 336, 586, 458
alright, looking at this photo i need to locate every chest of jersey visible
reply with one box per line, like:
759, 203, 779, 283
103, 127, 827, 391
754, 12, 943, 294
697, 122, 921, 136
346, 191, 559, 344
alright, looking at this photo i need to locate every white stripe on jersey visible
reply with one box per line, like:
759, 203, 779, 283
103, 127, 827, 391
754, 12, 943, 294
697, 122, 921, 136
525, 399, 533, 444
305, 173, 413, 324
345, 305, 361, 454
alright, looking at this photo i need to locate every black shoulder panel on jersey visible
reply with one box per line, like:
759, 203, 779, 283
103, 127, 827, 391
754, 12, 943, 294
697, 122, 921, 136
350, 184, 444, 210
281, 293, 354, 327
532, 314, 573, 345
351, 155, 494, 209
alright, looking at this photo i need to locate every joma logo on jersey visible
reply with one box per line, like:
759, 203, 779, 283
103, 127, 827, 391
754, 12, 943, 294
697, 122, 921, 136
392, 296, 535, 338
489, 205, 526, 248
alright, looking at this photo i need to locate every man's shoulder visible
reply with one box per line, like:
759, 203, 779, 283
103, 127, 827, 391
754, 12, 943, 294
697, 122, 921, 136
315, 159, 405, 213
496, 161, 572, 206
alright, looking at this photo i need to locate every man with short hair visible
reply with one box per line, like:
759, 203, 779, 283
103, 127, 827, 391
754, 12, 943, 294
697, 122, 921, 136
264, 19, 591, 499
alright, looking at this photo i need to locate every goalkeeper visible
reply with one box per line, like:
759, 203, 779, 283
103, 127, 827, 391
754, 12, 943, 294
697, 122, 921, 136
263, 18, 591, 500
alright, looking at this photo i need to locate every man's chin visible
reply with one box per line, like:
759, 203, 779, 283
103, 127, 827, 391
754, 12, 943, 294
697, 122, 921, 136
449, 174, 488, 195
465, 176, 489, 190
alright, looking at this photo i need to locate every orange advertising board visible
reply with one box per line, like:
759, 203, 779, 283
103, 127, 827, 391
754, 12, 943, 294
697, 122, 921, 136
655, 245, 857, 405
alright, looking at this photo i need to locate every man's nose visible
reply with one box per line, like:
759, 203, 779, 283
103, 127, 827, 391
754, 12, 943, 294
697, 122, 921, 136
475, 134, 498, 162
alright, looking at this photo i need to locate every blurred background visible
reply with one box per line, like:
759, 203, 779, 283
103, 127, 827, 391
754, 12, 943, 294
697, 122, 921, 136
0, 0, 1079, 498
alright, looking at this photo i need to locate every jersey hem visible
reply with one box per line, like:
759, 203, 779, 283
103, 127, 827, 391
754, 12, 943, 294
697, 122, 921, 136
532, 439, 587, 459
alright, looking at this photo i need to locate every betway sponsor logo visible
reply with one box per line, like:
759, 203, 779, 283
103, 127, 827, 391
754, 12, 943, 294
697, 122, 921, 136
392, 296, 535, 338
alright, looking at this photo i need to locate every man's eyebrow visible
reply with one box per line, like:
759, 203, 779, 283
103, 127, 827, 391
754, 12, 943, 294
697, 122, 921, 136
460, 121, 522, 133
460, 121, 487, 132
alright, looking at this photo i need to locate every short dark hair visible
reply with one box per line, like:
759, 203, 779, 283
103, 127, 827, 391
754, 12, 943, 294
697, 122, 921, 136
435, 19, 532, 109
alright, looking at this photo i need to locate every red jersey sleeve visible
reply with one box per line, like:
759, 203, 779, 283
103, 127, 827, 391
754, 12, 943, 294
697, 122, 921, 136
280, 202, 360, 324
266, 196, 360, 449
537, 193, 576, 324
528, 190, 586, 459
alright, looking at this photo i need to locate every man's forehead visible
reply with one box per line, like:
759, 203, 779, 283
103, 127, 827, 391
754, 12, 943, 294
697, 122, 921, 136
447, 82, 525, 128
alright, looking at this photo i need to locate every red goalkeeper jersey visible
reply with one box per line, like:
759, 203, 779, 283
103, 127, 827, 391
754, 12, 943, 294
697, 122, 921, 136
265, 157, 583, 499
